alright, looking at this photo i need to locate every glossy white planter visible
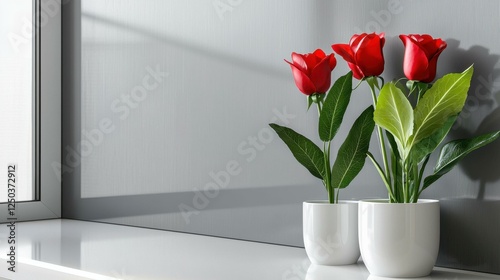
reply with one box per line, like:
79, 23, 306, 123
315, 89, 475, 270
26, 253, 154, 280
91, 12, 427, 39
358, 199, 440, 278
303, 200, 360, 265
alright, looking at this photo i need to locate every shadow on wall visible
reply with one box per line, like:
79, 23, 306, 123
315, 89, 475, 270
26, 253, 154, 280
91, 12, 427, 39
431, 40, 500, 273
66, 183, 319, 220
442, 39, 500, 197
80, 12, 289, 80
439, 198, 500, 272
383, 38, 500, 196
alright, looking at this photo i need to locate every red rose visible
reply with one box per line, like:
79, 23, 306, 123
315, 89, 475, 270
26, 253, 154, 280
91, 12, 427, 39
399, 34, 447, 83
285, 49, 337, 95
332, 33, 385, 80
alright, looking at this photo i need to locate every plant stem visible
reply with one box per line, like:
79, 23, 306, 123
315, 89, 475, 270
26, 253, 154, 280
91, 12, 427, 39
411, 161, 418, 203
367, 152, 395, 201
402, 160, 408, 203
403, 160, 412, 203
414, 155, 430, 203
368, 81, 392, 198
327, 141, 335, 203
324, 141, 334, 203
315, 100, 334, 204
316, 99, 322, 117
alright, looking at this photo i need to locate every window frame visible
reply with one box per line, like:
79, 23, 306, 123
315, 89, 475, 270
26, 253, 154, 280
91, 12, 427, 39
0, 0, 61, 222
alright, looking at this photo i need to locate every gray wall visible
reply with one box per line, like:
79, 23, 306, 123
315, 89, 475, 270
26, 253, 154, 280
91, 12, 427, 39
62, 0, 500, 274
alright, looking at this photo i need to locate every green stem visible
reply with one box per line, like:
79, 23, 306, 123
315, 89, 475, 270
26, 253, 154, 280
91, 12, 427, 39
411, 160, 418, 203
316, 99, 322, 117
414, 155, 430, 202
401, 161, 405, 202
316, 100, 334, 204
368, 81, 392, 196
324, 141, 334, 203
327, 141, 335, 203
367, 152, 395, 201
403, 160, 408, 203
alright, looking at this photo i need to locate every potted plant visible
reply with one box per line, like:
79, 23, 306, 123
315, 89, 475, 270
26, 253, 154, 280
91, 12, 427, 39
270, 50, 375, 265
333, 33, 500, 277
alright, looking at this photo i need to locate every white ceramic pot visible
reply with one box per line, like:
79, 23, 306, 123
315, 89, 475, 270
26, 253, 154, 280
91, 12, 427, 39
358, 199, 440, 278
303, 200, 360, 265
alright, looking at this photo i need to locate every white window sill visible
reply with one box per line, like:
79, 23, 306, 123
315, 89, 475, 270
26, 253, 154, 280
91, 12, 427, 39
0, 219, 498, 280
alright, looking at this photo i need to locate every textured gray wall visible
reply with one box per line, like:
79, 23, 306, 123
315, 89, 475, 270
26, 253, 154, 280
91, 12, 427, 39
62, 0, 500, 274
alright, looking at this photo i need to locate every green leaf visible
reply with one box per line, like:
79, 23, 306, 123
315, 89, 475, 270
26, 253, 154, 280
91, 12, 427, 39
421, 173, 441, 192
367, 151, 394, 201
386, 131, 402, 195
269, 123, 325, 179
319, 72, 353, 141
410, 115, 457, 165
331, 106, 375, 189
422, 130, 500, 190
374, 82, 414, 159
434, 131, 500, 175
412, 66, 473, 146
385, 131, 400, 159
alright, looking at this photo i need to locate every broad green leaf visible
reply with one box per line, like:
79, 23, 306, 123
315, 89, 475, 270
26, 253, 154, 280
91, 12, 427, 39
269, 123, 325, 179
422, 130, 500, 190
319, 72, 353, 141
421, 173, 441, 192
385, 131, 400, 159
410, 115, 457, 164
331, 106, 375, 189
434, 130, 500, 175
374, 82, 414, 159
412, 66, 473, 146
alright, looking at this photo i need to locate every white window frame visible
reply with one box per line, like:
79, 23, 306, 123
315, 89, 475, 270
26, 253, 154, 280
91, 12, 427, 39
0, 0, 61, 222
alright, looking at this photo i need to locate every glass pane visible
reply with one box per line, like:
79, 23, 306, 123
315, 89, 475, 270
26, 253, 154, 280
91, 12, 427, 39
0, 0, 34, 202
